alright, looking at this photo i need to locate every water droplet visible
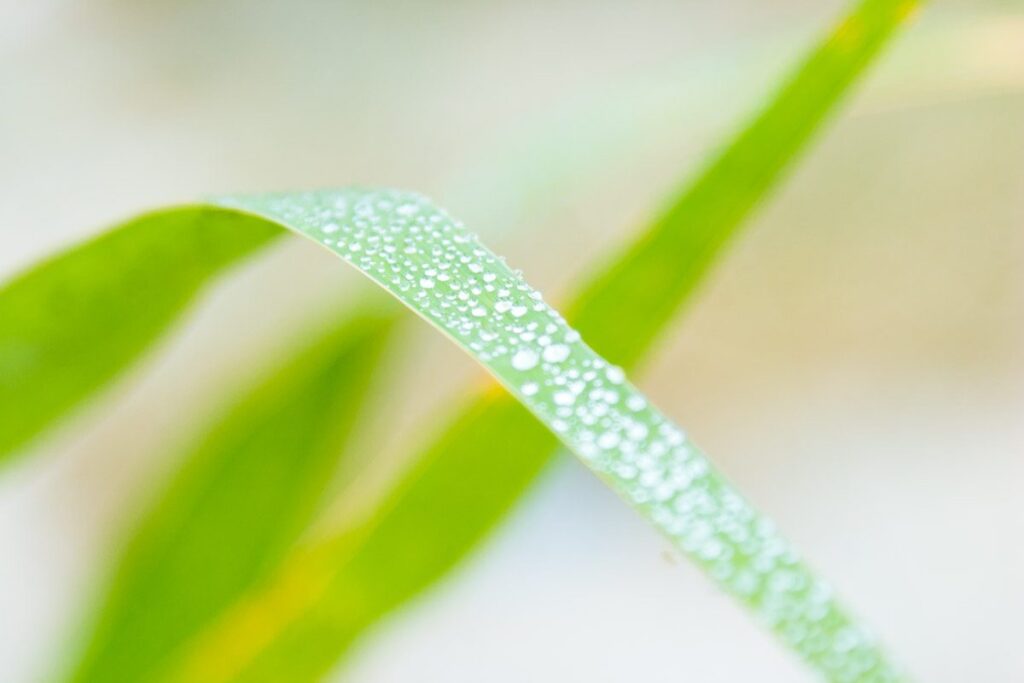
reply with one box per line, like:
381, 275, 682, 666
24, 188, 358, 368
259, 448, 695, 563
511, 349, 539, 371
542, 344, 570, 363
627, 424, 649, 441
626, 395, 646, 412
553, 391, 575, 406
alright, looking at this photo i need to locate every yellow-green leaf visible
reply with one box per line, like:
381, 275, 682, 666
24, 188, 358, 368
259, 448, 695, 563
0, 209, 280, 464
65, 306, 398, 683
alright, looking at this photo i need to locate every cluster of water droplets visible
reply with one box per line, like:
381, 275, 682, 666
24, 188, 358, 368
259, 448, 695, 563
215, 189, 905, 683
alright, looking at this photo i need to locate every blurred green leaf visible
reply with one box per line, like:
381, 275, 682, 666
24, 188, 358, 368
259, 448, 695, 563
156, 393, 546, 683
0, 208, 281, 465
65, 306, 399, 683
567, 0, 920, 367
157, 0, 919, 680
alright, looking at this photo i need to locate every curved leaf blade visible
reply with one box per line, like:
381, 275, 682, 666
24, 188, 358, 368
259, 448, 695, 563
113, 186, 905, 683
65, 306, 399, 683
0, 209, 281, 464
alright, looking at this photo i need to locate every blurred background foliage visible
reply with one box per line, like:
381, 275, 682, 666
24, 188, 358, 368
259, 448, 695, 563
1, 0, 1022, 681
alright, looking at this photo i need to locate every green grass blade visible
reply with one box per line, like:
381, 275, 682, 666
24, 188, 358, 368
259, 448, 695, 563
65, 306, 399, 683
567, 0, 920, 367
155, 0, 920, 679
83, 186, 907, 683
0, 208, 281, 465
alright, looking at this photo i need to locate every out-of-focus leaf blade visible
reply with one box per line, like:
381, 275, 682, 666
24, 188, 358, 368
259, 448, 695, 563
159, 0, 920, 680
160, 394, 546, 683
0, 209, 281, 464
65, 306, 398, 683
567, 0, 920, 367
